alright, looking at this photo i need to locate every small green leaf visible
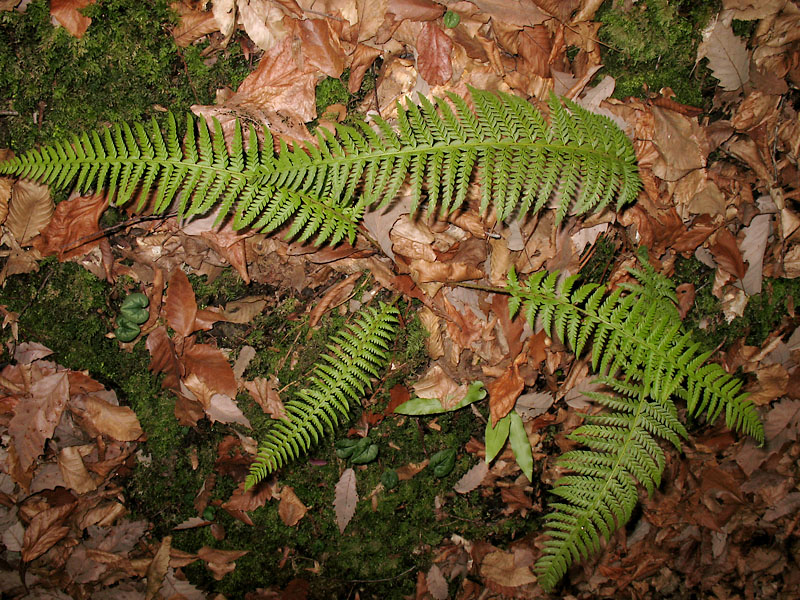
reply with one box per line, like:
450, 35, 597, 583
350, 443, 378, 464
394, 381, 486, 415
202, 506, 216, 521
508, 410, 533, 481
485, 413, 510, 462
443, 10, 460, 28
120, 293, 149, 324
115, 316, 141, 342
430, 448, 456, 477
381, 468, 399, 489
121, 292, 149, 310
335, 438, 360, 459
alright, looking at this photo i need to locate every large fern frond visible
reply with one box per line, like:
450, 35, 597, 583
505, 267, 763, 443
535, 377, 687, 591
245, 302, 399, 489
0, 89, 641, 246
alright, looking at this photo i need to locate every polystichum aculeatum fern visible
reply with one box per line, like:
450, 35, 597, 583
505, 255, 763, 590
244, 302, 399, 490
0, 89, 640, 244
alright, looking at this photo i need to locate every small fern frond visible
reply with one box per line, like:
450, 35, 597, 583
535, 378, 687, 591
505, 265, 763, 443
245, 302, 399, 490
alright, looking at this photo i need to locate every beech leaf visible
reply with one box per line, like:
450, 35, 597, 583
697, 12, 750, 91
165, 269, 198, 338
6, 180, 53, 245
278, 486, 307, 527
454, 461, 489, 494
334, 468, 358, 533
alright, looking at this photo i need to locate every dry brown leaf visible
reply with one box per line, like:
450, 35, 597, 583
292, 17, 345, 78
348, 43, 383, 93
278, 486, 307, 527
223, 297, 267, 324
145, 536, 172, 600
418, 307, 444, 360
227, 36, 318, 122
21, 502, 76, 563
309, 273, 361, 328
739, 214, 771, 295
182, 343, 237, 399
82, 395, 144, 442
488, 361, 525, 424
244, 376, 286, 419
412, 364, 468, 410
396, 460, 429, 480
426, 564, 449, 600
747, 364, 789, 406
58, 445, 97, 494
0, 176, 11, 225
223, 480, 273, 512
651, 107, 707, 181
6, 180, 53, 245
480, 550, 537, 587
453, 460, 489, 494
50, 0, 95, 38
146, 326, 184, 393
334, 468, 357, 533
9, 371, 70, 472
417, 22, 453, 86
468, 0, 547, 26
205, 393, 251, 427
165, 268, 198, 338
236, 0, 291, 52
409, 258, 483, 283
13, 341, 53, 364
697, 11, 751, 91
33, 192, 107, 260
197, 546, 249, 580
172, 1, 220, 47
711, 227, 747, 280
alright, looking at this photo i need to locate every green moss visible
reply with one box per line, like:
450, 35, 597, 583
0, 0, 249, 150
673, 256, 800, 349
596, 0, 718, 106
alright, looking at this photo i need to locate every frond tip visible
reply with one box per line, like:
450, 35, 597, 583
245, 302, 399, 490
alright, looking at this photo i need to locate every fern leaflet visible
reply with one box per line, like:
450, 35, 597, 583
245, 302, 399, 489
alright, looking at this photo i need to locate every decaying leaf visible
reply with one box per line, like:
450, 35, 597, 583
50, 0, 95, 38
244, 376, 286, 419
697, 11, 751, 91
278, 486, 307, 527
334, 468, 357, 533
453, 460, 489, 494
5, 180, 53, 245
165, 268, 198, 338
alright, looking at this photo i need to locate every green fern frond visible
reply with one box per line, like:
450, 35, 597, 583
535, 377, 687, 591
245, 302, 399, 490
506, 266, 763, 443
0, 89, 641, 246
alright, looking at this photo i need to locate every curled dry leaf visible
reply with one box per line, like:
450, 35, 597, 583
197, 546, 249, 580
145, 536, 172, 600
22, 502, 76, 562
418, 307, 444, 360
711, 227, 747, 280
309, 273, 361, 328
172, 1, 220, 47
182, 343, 237, 398
58, 445, 97, 494
412, 364, 468, 410
81, 395, 144, 442
6, 180, 53, 246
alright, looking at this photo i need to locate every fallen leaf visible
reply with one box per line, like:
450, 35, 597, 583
235, 0, 291, 52
244, 376, 286, 419
172, 1, 219, 47
13, 341, 53, 364
308, 273, 360, 328
182, 343, 237, 398
697, 11, 750, 91
50, 0, 95, 38
205, 393, 252, 427
145, 536, 172, 600
146, 326, 184, 393
746, 364, 789, 405
711, 227, 747, 280
412, 364, 468, 410
33, 192, 107, 260
165, 269, 198, 338
22, 502, 76, 562
9, 371, 70, 472
427, 564, 449, 600
197, 546, 249, 580
223, 297, 267, 324
223, 480, 273, 512
453, 460, 489, 494
480, 549, 537, 587
80, 395, 144, 441
416, 22, 453, 86
739, 214, 771, 295
6, 180, 53, 245
488, 361, 525, 424
418, 306, 444, 360
334, 468, 357, 533
58, 445, 97, 494
278, 486, 307, 527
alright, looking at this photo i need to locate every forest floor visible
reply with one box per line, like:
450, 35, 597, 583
0, 0, 799, 599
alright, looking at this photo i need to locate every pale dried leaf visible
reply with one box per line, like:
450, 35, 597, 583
278, 486, 307, 527
172, 2, 220, 47
223, 297, 267, 324
6, 180, 53, 245
50, 0, 94, 38
453, 460, 489, 494
58, 445, 97, 494
145, 536, 172, 600
233, 345, 257, 380
740, 214, 771, 295
205, 393, 252, 427
418, 307, 444, 360
427, 564, 449, 600
334, 468, 357, 533
481, 550, 537, 587
697, 12, 750, 91
212, 0, 236, 40
82, 395, 144, 441
236, 0, 290, 52
412, 364, 467, 410
244, 376, 286, 419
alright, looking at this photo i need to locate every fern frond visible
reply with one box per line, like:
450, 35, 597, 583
506, 265, 763, 444
0, 89, 641, 247
245, 302, 399, 489
535, 378, 687, 591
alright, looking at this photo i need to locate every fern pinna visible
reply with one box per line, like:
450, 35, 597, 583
0, 89, 640, 243
505, 262, 763, 590
245, 302, 399, 490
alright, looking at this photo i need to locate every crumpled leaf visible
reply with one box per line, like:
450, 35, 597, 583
480, 549, 537, 587
334, 468, 357, 533
77, 395, 144, 441
412, 364, 468, 410
58, 445, 97, 494
22, 502, 76, 562
197, 546, 249, 580
182, 343, 238, 399
711, 227, 747, 280
697, 11, 751, 91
